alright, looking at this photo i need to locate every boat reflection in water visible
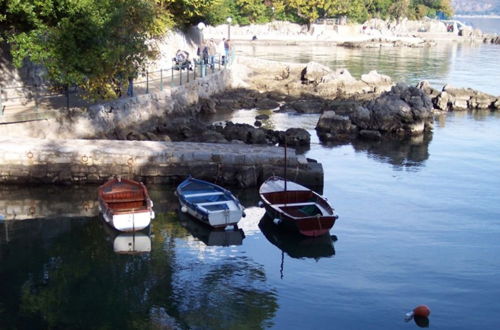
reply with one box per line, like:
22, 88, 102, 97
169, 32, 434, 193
113, 231, 152, 254
101, 221, 152, 255
179, 211, 245, 246
258, 214, 336, 259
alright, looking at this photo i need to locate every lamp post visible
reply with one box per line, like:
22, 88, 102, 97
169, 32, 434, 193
197, 22, 206, 44
226, 17, 232, 40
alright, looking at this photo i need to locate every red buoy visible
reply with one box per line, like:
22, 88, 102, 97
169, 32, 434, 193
413, 305, 431, 318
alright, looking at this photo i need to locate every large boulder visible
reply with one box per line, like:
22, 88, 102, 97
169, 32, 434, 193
255, 97, 280, 110
300, 62, 332, 84
221, 122, 267, 144
316, 83, 434, 141
285, 128, 311, 146
289, 99, 325, 114
364, 83, 433, 135
315, 111, 356, 141
156, 117, 208, 140
321, 68, 356, 84
361, 70, 392, 85
199, 97, 217, 114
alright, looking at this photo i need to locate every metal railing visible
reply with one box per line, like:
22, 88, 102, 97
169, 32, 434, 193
0, 54, 231, 121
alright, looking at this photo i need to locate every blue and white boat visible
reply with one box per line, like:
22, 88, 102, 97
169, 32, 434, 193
176, 177, 245, 228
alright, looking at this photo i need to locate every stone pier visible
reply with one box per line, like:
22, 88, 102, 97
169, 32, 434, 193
0, 138, 323, 188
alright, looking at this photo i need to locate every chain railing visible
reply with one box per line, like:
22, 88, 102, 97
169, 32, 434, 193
0, 54, 230, 122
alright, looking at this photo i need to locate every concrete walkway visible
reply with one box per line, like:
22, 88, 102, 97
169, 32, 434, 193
0, 138, 323, 188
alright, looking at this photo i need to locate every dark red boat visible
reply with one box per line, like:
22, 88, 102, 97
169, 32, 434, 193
259, 176, 338, 237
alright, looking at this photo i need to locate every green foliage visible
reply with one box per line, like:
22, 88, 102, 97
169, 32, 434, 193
204, 0, 237, 25
410, 0, 454, 18
156, 0, 224, 27
235, 0, 270, 25
1, 0, 455, 102
4, 0, 167, 100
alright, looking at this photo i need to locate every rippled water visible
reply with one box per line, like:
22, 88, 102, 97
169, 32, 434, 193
2, 37, 500, 329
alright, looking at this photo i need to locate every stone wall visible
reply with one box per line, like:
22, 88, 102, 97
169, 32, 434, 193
0, 69, 233, 139
0, 137, 323, 188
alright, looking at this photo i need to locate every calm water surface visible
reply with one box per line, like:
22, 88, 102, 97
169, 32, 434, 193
2, 34, 500, 329
455, 16, 500, 34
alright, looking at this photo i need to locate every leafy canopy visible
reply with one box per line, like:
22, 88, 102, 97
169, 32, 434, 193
3, 0, 168, 99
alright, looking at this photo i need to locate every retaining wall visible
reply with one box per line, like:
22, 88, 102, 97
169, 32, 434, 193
0, 138, 323, 188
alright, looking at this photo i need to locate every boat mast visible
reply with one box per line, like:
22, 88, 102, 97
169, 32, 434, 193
284, 138, 287, 199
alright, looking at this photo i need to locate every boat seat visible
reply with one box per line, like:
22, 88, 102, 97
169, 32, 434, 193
274, 202, 316, 207
198, 201, 230, 206
110, 201, 145, 211
103, 190, 144, 203
184, 192, 224, 198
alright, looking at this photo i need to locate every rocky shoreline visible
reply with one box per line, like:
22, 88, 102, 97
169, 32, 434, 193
140, 60, 500, 153
2, 38, 499, 151
131, 56, 499, 147
204, 18, 496, 49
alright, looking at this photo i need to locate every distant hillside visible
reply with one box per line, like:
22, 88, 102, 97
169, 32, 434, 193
453, 0, 500, 15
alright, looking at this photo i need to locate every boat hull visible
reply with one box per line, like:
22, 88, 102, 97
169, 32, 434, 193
98, 178, 155, 232
262, 204, 335, 237
176, 177, 244, 229
259, 176, 337, 237
100, 204, 154, 232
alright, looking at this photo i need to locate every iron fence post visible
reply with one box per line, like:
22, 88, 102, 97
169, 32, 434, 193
0, 87, 3, 116
179, 68, 182, 85
171, 66, 174, 87
34, 85, 39, 112
146, 71, 149, 94
66, 85, 70, 111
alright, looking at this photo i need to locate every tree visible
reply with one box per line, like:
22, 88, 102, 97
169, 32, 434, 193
235, 0, 270, 25
389, 0, 410, 19
156, 0, 224, 26
4, 0, 167, 100
364, 0, 394, 19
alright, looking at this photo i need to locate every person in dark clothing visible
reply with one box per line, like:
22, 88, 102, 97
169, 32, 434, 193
173, 49, 192, 70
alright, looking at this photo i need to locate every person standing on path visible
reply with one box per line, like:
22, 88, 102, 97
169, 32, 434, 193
208, 39, 217, 69
197, 41, 209, 76
218, 38, 226, 65
224, 39, 231, 64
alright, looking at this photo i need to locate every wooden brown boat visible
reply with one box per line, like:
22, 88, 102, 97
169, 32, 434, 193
98, 178, 155, 232
259, 176, 338, 237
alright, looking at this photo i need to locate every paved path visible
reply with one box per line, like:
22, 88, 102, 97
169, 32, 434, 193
1, 62, 227, 122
